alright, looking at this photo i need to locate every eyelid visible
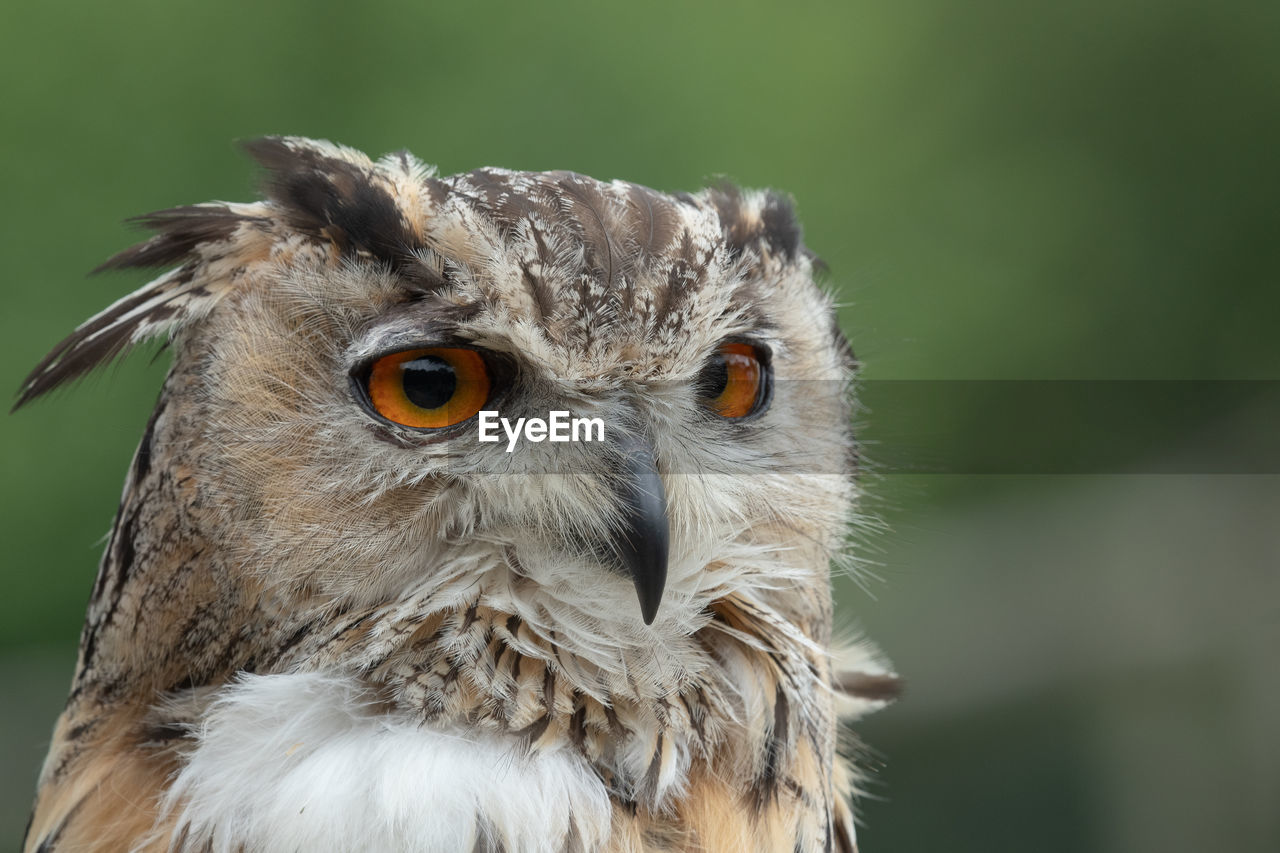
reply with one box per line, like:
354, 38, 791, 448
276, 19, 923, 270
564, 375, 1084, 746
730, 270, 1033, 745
344, 295, 481, 366
348, 329, 471, 368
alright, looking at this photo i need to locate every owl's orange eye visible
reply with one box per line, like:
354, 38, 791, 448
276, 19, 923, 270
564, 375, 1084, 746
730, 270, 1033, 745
698, 342, 771, 419
364, 347, 490, 429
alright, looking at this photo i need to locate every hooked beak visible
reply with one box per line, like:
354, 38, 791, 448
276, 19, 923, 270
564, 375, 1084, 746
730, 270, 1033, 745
608, 434, 669, 625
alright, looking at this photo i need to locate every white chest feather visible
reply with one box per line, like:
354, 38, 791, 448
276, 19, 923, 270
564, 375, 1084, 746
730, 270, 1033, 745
154, 672, 612, 853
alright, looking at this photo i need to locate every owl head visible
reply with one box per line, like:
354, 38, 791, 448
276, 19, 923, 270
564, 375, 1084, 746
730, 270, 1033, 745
17, 136, 858, 708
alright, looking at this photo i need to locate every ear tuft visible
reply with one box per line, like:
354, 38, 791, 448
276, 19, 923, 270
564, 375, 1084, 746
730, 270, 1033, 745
705, 183, 805, 264
95, 204, 263, 273
13, 203, 262, 411
242, 136, 424, 265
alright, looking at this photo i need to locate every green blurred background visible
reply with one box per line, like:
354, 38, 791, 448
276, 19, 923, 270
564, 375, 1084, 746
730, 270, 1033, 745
3, 1, 1277, 850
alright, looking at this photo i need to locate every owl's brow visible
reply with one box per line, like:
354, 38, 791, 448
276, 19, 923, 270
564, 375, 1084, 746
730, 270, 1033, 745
349, 297, 486, 361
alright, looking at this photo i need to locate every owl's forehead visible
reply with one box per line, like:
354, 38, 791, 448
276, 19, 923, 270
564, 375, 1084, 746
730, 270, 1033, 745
421, 169, 747, 366
370, 163, 818, 371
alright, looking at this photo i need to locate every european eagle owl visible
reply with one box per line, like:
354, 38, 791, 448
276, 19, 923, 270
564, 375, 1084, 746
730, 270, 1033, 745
17, 137, 896, 852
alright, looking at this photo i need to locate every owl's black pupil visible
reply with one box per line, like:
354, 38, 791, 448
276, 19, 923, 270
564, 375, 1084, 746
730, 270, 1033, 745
700, 355, 729, 398
401, 356, 457, 410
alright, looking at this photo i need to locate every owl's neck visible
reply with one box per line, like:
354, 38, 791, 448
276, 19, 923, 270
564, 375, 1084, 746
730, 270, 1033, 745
261, 593, 839, 820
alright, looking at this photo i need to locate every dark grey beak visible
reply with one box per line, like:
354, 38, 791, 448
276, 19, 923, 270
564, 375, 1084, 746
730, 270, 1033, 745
609, 435, 669, 625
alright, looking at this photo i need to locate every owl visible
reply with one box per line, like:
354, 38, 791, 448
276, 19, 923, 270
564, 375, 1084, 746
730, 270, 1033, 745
16, 138, 897, 853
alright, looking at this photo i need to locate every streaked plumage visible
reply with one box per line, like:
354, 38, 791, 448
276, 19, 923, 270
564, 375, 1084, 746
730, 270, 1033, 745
17, 137, 895, 852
